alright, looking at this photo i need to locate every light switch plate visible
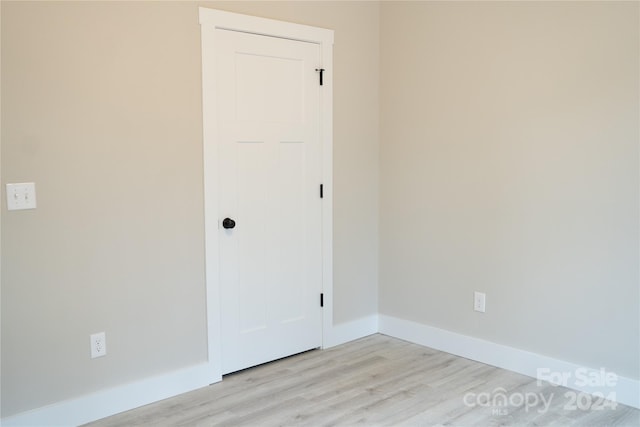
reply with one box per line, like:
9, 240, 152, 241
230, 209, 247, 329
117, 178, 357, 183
6, 183, 37, 210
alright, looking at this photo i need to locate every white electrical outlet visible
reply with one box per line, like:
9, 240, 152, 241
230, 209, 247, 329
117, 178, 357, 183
90, 332, 107, 358
6, 182, 37, 210
474, 291, 486, 313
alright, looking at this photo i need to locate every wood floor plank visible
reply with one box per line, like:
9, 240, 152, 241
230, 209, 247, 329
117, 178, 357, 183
84, 334, 639, 427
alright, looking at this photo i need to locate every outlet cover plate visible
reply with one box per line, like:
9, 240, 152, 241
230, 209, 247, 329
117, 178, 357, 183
474, 291, 486, 313
90, 332, 107, 358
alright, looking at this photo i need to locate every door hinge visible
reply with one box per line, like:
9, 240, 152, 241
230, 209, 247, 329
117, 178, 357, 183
315, 68, 325, 86
320, 184, 323, 199
320, 293, 324, 307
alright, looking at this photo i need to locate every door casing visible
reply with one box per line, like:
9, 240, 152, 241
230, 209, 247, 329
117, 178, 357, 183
199, 8, 334, 382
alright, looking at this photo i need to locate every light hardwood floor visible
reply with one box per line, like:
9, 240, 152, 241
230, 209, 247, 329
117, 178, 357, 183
85, 334, 640, 426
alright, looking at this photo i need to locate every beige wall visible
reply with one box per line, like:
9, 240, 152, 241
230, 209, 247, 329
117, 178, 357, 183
380, 1, 639, 379
1, 1, 380, 416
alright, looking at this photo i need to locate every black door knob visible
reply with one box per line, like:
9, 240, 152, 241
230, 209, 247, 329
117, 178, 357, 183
222, 218, 236, 229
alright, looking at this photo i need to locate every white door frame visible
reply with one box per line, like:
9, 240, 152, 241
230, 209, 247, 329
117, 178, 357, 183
199, 8, 334, 382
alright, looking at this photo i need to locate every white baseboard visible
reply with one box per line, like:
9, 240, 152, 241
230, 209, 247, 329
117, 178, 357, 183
324, 314, 379, 349
0, 315, 379, 427
4, 314, 637, 426
379, 314, 640, 409
1, 362, 220, 427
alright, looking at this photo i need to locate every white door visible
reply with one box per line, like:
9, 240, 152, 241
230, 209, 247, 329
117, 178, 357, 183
215, 28, 323, 375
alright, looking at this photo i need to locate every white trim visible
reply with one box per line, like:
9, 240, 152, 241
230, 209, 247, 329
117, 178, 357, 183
200, 15, 223, 385
5, 313, 636, 426
199, 8, 334, 45
324, 315, 379, 349
199, 7, 334, 376
0, 362, 214, 427
318, 24, 335, 352
379, 314, 640, 409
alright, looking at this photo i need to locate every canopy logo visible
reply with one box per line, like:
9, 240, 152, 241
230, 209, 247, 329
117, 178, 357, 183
463, 387, 554, 415
463, 368, 620, 416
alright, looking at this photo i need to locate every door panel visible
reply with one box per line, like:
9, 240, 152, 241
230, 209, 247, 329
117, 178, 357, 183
216, 29, 322, 375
